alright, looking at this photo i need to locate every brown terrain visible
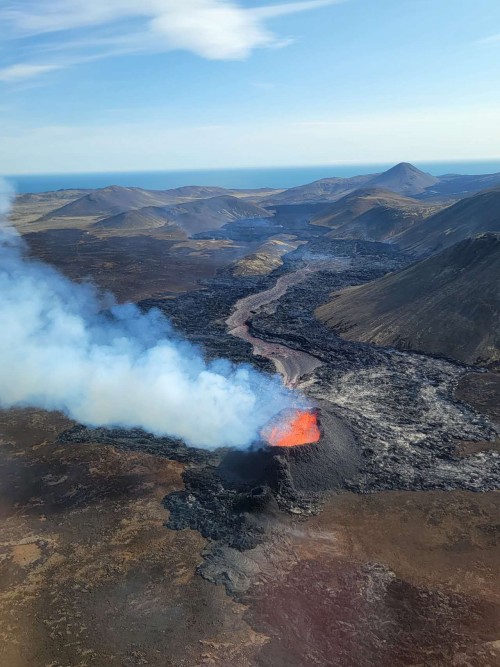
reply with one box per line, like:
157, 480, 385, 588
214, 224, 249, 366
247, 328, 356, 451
0, 409, 265, 667
311, 188, 444, 241
11, 186, 278, 301
23, 229, 248, 301
2, 172, 500, 665
1, 409, 499, 666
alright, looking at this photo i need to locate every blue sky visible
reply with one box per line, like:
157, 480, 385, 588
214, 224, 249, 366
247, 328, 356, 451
1, 0, 500, 174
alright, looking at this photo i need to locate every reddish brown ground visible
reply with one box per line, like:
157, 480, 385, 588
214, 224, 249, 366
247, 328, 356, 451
0, 409, 264, 667
244, 491, 500, 667
1, 414, 500, 667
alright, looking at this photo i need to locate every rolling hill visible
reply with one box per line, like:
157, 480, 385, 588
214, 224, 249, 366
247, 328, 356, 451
427, 171, 500, 197
95, 195, 272, 236
38, 186, 178, 220
93, 206, 186, 236
36, 184, 280, 223
262, 174, 377, 205
263, 163, 500, 206
263, 163, 441, 205
316, 233, 500, 365
395, 186, 500, 255
311, 188, 438, 241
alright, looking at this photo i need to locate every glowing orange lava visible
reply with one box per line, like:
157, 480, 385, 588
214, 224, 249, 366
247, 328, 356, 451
263, 409, 321, 448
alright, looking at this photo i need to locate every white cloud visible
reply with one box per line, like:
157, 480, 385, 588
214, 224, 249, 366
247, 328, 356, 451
2, 106, 500, 174
150, 2, 275, 59
0, 0, 342, 75
0, 63, 62, 82
254, 0, 341, 18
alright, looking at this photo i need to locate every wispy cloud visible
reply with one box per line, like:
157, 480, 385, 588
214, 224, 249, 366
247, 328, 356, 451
0, 63, 62, 82
3, 105, 500, 174
254, 0, 340, 18
0, 0, 343, 80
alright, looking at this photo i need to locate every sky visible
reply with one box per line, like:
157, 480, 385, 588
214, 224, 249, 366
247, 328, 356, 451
1, 0, 500, 174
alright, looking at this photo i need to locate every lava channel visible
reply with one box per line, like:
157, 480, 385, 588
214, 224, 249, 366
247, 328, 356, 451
263, 409, 321, 448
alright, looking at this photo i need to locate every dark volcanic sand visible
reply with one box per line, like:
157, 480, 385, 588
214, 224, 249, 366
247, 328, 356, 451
24, 229, 254, 301
455, 371, 500, 426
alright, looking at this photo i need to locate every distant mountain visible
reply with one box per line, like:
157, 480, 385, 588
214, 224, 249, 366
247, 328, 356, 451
12, 189, 94, 227
156, 185, 231, 200
39, 186, 177, 219
316, 233, 500, 365
311, 188, 439, 241
395, 186, 500, 255
263, 163, 500, 207
364, 163, 439, 196
36, 184, 280, 223
161, 185, 280, 204
159, 196, 273, 236
31, 165, 500, 228
95, 195, 272, 236
263, 163, 440, 205
16, 189, 91, 205
262, 174, 377, 205
426, 171, 500, 198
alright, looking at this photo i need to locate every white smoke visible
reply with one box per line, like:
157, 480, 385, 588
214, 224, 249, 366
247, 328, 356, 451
0, 179, 303, 449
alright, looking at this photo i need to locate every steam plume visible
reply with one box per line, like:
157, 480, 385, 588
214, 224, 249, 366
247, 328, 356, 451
0, 179, 302, 449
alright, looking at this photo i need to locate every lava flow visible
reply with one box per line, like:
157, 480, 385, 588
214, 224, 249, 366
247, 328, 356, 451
263, 409, 321, 448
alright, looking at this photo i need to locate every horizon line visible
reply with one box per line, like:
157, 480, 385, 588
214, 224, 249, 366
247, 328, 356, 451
6, 157, 500, 179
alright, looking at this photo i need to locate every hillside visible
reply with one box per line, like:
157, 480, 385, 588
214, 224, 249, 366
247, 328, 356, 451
94, 206, 187, 236
428, 171, 500, 197
364, 162, 439, 196
232, 236, 302, 276
35, 184, 276, 221
311, 188, 437, 241
263, 174, 377, 205
395, 186, 500, 255
15, 189, 91, 206
10, 189, 92, 227
316, 233, 500, 365
263, 163, 439, 205
263, 163, 500, 207
164, 196, 272, 235
95, 195, 272, 236
39, 186, 177, 219
160, 185, 280, 203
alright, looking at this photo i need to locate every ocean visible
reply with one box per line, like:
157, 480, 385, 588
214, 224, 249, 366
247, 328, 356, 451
7, 160, 500, 194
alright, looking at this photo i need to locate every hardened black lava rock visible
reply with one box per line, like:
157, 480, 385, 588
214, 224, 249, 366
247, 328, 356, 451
59, 236, 500, 565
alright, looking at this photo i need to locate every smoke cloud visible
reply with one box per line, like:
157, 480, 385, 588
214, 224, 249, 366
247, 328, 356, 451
0, 179, 303, 449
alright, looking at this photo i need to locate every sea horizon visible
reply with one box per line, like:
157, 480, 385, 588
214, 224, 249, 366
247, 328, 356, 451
8, 159, 500, 194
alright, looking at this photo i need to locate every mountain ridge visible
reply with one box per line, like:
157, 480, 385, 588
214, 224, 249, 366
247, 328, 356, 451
395, 185, 500, 254
316, 233, 500, 365
311, 187, 440, 241
94, 195, 273, 236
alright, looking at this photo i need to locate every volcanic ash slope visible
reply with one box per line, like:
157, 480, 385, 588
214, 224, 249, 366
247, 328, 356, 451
316, 233, 500, 365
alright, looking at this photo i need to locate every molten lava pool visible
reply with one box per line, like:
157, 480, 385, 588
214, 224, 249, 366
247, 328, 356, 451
263, 409, 321, 448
